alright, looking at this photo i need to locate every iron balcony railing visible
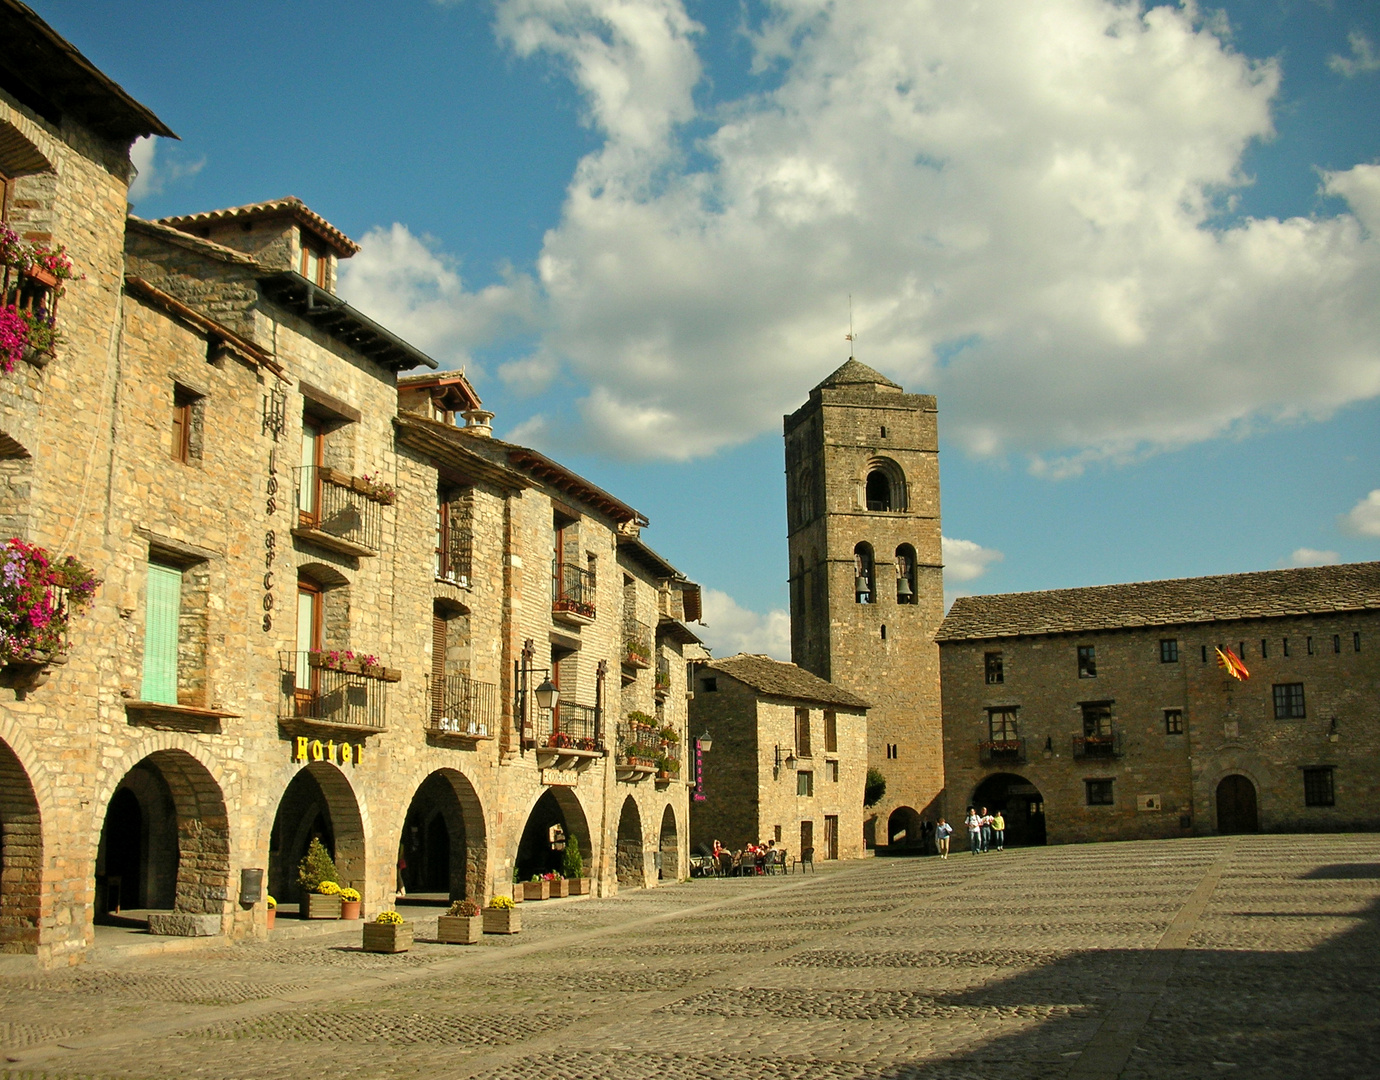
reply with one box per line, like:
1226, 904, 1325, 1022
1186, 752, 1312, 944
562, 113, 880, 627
622, 614, 652, 668
654, 654, 671, 695
533, 702, 602, 752
552, 560, 596, 620
614, 721, 681, 769
294, 465, 386, 554
436, 502, 473, 586
426, 673, 498, 737
278, 650, 398, 730
979, 738, 1027, 764
1073, 731, 1123, 759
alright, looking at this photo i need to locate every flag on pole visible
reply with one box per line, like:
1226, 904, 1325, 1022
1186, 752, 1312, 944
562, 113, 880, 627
1215, 646, 1250, 681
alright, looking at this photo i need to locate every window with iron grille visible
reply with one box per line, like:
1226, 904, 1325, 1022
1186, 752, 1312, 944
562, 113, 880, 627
1085, 779, 1114, 806
1273, 683, 1306, 719
1303, 767, 1334, 807
1164, 708, 1184, 735
984, 651, 1004, 684
1159, 639, 1178, 663
1077, 645, 1097, 678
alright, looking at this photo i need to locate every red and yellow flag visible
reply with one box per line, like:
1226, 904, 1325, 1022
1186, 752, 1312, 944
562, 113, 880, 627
1215, 646, 1250, 681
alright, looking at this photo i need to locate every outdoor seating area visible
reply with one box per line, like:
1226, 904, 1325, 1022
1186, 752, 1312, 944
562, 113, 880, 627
689, 842, 801, 877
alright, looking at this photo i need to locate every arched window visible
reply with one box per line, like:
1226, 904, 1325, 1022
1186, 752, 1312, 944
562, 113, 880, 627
895, 544, 918, 605
863, 457, 907, 513
854, 543, 874, 604
865, 470, 891, 511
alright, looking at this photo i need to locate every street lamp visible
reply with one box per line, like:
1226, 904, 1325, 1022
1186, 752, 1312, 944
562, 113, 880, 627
517, 638, 560, 752
535, 677, 559, 711
696, 730, 712, 753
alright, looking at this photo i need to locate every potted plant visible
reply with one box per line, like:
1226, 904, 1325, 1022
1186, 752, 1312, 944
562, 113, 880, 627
362, 909, 411, 953
522, 874, 549, 901
265, 895, 276, 931
298, 838, 343, 919
563, 841, 590, 896
339, 886, 361, 920
483, 895, 520, 935
437, 898, 483, 944
655, 754, 672, 781
0, 539, 99, 692
659, 725, 679, 746
548, 871, 569, 898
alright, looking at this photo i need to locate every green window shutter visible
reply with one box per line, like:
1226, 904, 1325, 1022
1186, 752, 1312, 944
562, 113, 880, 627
141, 562, 181, 704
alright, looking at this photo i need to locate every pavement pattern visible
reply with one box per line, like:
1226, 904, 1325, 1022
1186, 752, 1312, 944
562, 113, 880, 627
2, 834, 1378, 1080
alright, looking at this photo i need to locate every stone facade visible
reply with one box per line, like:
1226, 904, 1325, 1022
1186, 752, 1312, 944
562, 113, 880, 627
0, 5, 699, 966
689, 654, 868, 862
938, 564, 1380, 844
783, 359, 944, 851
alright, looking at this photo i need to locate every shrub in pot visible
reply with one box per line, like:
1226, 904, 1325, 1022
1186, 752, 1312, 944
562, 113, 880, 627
438, 898, 483, 944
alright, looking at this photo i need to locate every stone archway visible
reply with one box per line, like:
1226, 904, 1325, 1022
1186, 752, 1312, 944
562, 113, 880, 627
1216, 775, 1259, 834
516, 787, 592, 883
616, 796, 645, 888
398, 769, 487, 902
0, 737, 42, 953
972, 773, 1047, 847
268, 763, 365, 910
658, 804, 678, 881
94, 749, 231, 927
887, 805, 923, 849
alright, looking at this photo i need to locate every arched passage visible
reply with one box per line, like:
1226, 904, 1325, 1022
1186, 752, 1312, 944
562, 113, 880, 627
94, 750, 230, 921
0, 737, 42, 952
516, 787, 592, 883
616, 796, 645, 888
398, 769, 487, 902
268, 763, 365, 911
887, 805, 922, 849
658, 804, 678, 881
1216, 775, 1259, 834
972, 773, 1047, 847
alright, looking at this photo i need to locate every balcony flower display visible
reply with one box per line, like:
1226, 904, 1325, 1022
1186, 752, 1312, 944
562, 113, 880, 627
1, 224, 79, 370
0, 539, 99, 689
353, 471, 396, 505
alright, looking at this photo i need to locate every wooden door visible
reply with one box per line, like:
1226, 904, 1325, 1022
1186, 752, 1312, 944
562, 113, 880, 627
799, 819, 814, 861
823, 815, 838, 860
1216, 775, 1259, 833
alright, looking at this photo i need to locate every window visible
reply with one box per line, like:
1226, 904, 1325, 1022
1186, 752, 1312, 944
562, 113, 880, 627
1085, 779, 1114, 806
1159, 639, 1178, 663
1303, 767, 1335, 808
984, 651, 1004, 684
895, 544, 918, 604
300, 237, 328, 287
1261, 638, 1268, 659
824, 710, 837, 753
701, 677, 717, 693
1273, 683, 1306, 719
1355, 632, 1362, 652
854, 543, 874, 604
988, 707, 1019, 741
1307, 636, 1314, 655
794, 707, 812, 758
1283, 638, 1290, 657
1164, 709, 1184, 735
865, 469, 891, 511
294, 578, 323, 710
797, 771, 814, 797
880, 624, 887, 641
880, 425, 888, 438
1238, 642, 1246, 660
774, 824, 782, 842
1081, 701, 1113, 736
1201, 644, 1208, 663
1333, 634, 1341, 654
886, 743, 898, 759
298, 416, 324, 525
1077, 645, 1097, 678
827, 759, 839, 783
141, 561, 183, 704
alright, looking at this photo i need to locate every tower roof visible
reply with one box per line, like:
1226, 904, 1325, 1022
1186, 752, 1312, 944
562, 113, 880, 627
813, 357, 901, 392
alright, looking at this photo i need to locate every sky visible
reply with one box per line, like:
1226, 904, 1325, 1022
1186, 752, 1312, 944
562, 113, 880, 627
34, 0, 1380, 659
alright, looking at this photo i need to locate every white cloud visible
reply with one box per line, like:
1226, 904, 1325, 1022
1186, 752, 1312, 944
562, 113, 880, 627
336, 224, 536, 374
942, 535, 1004, 582
698, 587, 791, 660
1340, 489, 1380, 538
127, 136, 204, 203
1285, 548, 1341, 567
1328, 31, 1380, 77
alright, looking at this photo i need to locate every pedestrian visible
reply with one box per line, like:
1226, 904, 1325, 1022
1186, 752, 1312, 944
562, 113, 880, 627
935, 818, 952, 859
979, 806, 993, 853
965, 807, 982, 854
993, 810, 1006, 851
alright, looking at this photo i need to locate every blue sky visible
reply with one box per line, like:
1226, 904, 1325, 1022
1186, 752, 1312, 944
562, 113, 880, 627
35, 0, 1380, 657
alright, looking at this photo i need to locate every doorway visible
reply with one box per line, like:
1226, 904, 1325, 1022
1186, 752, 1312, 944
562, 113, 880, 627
1216, 775, 1259, 833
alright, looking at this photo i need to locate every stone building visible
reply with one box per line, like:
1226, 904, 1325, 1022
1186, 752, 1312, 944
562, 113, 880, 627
0, 2, 700, 966
937, 563, 1380, 844
689, 653, 869, 862
783, 359, 944, 851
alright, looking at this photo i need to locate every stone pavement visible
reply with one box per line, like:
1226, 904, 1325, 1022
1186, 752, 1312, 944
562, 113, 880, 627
2, 834, 1378, 1080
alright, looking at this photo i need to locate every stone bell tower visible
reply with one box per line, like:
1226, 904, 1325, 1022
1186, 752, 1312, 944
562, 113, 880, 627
783, 358, 945, 848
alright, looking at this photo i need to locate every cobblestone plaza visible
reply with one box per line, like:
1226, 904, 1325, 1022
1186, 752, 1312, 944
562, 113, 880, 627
2, 834, 1376, 1079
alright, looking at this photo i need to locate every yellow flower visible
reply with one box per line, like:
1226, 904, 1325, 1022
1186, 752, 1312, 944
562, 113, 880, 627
375, 910, 404, 925
339, 887, 361, 902
316, 880, 342, 896
488, 895, 516, 910
265, 895, 276, 908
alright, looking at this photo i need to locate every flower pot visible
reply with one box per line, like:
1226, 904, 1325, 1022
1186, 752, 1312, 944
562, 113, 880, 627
266, 907, 276, 930
22, 265, 57, 288
21, 344, 52, 368
568, 877, 591, 896
437, 914, 484, 944
549, 878, 569, 898
522, 880, 549, 901
483, 907, 521, 934
306, 892, 342, 919
340, 899, 361, 920
362, 921, 412, 953
0, 661, 52, 691
509, 887, 523, 904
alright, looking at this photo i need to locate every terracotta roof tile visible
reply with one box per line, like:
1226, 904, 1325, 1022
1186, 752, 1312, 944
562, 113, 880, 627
708, 654, 870, 709
158, 197, 360, 256
814, 357, 901, 391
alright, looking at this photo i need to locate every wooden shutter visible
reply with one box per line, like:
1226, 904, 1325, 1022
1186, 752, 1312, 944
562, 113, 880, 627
431, 613, 448, 719
141, 562, 181, 704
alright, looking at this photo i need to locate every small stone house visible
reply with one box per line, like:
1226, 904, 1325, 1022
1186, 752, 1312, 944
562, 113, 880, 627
689, 653, 869, 862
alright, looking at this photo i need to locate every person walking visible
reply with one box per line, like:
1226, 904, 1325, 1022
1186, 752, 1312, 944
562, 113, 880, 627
992, 810, 1006, 851
935, 818, 952, 859
965, 807, 982, 855
979, 806, 993, 853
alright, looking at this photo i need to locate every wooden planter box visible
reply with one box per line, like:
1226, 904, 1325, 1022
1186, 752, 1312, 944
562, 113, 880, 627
362, 921, 412, 953
509, 887, 523, 904
549, 878, 569, 898
306, 892, 342, 919
522, 880, 549, 901
340, 900, 361, 920
568, 877, 591, 896
437, 914, 484, 944
483, 907, 521, 934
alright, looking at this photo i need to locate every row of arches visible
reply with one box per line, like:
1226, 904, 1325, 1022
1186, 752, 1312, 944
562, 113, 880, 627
1, 734, 684, 949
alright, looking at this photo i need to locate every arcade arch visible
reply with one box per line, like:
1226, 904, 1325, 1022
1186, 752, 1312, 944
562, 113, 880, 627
515, 787, 592, 882
0, 737, 42, 951
658, 804, 678, 881
972, 773, 1047, 847
616, 796, 645, 888
268, 763, 365, 910
398, 769, 487, 902
887, 805, 922, 849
